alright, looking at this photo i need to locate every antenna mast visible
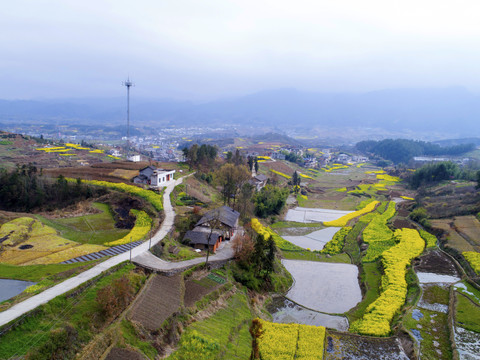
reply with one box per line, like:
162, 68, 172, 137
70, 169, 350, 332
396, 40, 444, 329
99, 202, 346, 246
122, 77, 134, 160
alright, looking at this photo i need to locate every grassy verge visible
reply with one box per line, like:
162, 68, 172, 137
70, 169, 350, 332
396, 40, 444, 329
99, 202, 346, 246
167, 290, 253, 360
36, 203, 130, 245
346, 262, 382, 323
271, 221, 325, 229
281, 250, 350, 263
0, 261, 97, 282
0, 262, 145, 360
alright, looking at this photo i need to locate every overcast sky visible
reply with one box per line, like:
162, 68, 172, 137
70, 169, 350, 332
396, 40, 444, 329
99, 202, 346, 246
2, 0, 480, 100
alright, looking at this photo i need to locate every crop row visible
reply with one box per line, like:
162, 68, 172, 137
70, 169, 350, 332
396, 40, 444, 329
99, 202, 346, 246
463, 251, 480, 274
256, 319, 325, 360
104, 210, 152, 246
321, 226, 352, 255
251, 218, 303, 251
76, 179, 164, 211
361, 201, 396, 262
419, 229, 437, 248
270, 169, 291, 179
323, 200, 379, 227
350, 228, 425, 336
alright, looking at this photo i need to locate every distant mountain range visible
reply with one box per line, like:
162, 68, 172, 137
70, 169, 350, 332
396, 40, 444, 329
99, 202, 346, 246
1, 87, 479, 136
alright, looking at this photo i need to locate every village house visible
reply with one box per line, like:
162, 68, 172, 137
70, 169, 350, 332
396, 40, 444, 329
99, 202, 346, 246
183, 206, 240, 252
133, 166, 175, 187
249, 173, 268, 191
271, 152, 286, 160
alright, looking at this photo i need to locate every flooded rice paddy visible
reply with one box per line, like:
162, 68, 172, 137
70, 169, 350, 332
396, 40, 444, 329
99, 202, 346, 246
282, 260, 362, 314
282, 227, 341, 251
284, 207, 352, 223
268, 297, 349, 331
0, 279, 35, 302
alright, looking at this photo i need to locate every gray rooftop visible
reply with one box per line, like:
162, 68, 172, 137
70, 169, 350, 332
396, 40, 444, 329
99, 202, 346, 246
184, 227, 223, 245
196, 206, 240, 229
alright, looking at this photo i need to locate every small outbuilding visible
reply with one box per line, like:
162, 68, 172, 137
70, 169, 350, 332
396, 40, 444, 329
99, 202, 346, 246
183, 227, 224, 253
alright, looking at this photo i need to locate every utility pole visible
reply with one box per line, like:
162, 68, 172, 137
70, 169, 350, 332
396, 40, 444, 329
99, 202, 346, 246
122, 77, 134, 160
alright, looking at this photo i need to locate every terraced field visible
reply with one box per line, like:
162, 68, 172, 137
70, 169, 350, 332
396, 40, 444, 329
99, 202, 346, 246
129, 274, 182, 331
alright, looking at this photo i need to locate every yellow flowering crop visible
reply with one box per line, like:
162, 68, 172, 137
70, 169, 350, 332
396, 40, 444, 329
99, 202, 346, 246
89, 149, 104, 153
78, 179, 163, 211
104, 210, 152, 246
270, 169, 291, 179
299, 173, 314, 179
256, 319, 325, 360
251, 219, 303, 251
463, 251, 480, 274
108, 155, 121, 159
400, 196, 414, 200
257, 156, 271, 160
351, 228, 425, 336
419, 230, 437, 248
365, 170, 385, 174
323, 200, 378, 227
321, 226, 351, 255
376, 174, 401, 182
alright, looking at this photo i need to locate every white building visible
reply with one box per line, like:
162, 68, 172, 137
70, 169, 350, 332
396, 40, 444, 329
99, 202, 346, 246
133, 166, 175, 187
150, 169, 175, 187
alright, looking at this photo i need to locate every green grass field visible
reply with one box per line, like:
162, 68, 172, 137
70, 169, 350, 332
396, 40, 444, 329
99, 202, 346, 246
456, 292, 480, 333
36, 203, 129, 245
281, 250, 350, 263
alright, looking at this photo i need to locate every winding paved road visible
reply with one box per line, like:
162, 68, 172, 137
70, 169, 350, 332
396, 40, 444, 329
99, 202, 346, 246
0, 174, 233, 328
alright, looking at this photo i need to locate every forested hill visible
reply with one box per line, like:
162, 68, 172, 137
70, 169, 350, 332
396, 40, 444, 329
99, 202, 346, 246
356, 139, 475, 164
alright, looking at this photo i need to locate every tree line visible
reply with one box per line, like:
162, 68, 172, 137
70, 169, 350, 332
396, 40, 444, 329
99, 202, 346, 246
407, 161, 478, 188
0, 165, 106, 212
356, 139, 475, 164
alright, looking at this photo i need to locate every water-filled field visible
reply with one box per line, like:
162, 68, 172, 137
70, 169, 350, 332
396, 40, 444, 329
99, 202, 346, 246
282, 260, 361, 314
282, 227, 341, 251
0, 279, 35, 302
285, 207, 352, 223
268, 297, 349, 331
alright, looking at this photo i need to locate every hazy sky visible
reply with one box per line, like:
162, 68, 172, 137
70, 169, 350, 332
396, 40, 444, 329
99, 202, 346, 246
2, 0, 480, 100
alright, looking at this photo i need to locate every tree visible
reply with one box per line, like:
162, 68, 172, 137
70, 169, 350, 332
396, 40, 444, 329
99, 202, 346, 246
253, 185, 289, 218
477, 170, 480, 189
215, 164, 250, 207
292, 171, 300, 194
254, 157, 259, 173
247, 156, 254, 171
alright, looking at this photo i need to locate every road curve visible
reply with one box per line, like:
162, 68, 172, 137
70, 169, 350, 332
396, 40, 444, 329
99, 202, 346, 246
0, 176, 185, 328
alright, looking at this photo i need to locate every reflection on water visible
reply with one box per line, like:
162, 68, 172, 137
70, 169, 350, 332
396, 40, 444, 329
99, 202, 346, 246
0, 279, 36, 302
267, 296, 349, 331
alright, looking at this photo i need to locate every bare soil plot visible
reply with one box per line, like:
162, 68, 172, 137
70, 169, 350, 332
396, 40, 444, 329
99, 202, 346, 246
454, 215, 480, 247
105, 347, 146, 360
285, 207, 352, 223
129, 274, 182, 331
325, 331, 409, 360
413, 250, 460, 276
184, 275, 223, 308
282, 260, 361, 314
431, 219, 477, 253
282, 227, 341, 251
